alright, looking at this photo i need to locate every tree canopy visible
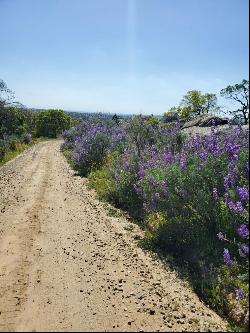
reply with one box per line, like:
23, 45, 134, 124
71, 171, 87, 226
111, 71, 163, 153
0, 79, 14, 109
166, 90, 220, 121
36, 109, 72, 138
220, 79, 249, 125
180, 90, 219, 120
0, 107, 26, 139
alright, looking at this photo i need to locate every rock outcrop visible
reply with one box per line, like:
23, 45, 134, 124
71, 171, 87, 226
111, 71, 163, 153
182, 115, 228, 129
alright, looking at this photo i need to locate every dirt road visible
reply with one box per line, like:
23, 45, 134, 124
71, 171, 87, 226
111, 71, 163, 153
0, 140, 226, 332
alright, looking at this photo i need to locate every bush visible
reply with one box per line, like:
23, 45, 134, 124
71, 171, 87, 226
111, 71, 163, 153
0, 139, 8, 160
163, 111, 180, 123
62, 115, 249, 328
0, 106, 26, 139
62, 117, 126, 175
36, 109, 72, 138
21, 133, 32, 144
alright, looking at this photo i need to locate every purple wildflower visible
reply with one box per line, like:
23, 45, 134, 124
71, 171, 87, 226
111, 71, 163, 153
239, 244, 249, 257
161, 151, 172, 164
123, 159, 130, 171
237, 187, 249, 201
217, 232, 225, 240
138, 165, 145, 178
227, 200, 235, 210
133, 183, 141, 194
223, 248, 235, 266
235, 288, 244, 300
213, 188, 219, 200
224, 176, 230, 190
237, 224, 249, 239
234, 201, 245, 214
179, 154, 187, 170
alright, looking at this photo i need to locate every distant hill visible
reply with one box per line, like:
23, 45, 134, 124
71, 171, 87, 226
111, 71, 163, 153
27, 108, 163, 120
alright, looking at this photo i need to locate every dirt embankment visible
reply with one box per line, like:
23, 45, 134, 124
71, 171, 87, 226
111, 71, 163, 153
0, 140, 227, 332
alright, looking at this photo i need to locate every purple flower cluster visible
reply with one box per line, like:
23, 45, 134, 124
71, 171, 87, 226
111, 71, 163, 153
235, 288, 245, 300
237, 224, 249, 239
63, 115, 249, 301
62, 117, 126, 173
223, 248, 235, 266
217, 232, 225, 240
237, 186, 249, 201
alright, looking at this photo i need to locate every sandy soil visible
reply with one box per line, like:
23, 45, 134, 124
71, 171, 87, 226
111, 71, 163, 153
0, 140, 227, 332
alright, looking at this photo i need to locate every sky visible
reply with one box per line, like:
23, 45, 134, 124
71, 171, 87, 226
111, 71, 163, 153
0, 0, 249, 115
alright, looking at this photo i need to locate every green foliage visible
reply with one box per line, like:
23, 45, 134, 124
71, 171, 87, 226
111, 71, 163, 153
180, 90, 219, 119
22, 109, 39, 136
163, 107, 180, 123
0, 79, 14, 109
36, 109, 72, 138
220, 79, 249, 125
127, 115, 162, 156
0, 81, 73, 161
0, 137, 46, 166
165, 90, 220, 122
89, 163, 115, 198
89, 149, 143, 220
0, 106, 26, 139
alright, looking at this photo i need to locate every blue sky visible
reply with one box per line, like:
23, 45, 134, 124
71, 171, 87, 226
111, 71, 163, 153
0, 0, 249, 114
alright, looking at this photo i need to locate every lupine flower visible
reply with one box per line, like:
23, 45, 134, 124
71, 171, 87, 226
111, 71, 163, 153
62, 115, 249, 301
133, 183, 141, 194
237, 224, 249, 239
123, 159, 130, 171
239, 244, 249, 257
138, 166, 145, 178
224, 176, 230, 190
227, 200, 235, 210
234, 201, 245, 214
237, 187, 249, 201
235, 288, 244, 300
161, 151, 172, 164
213, 188, 219, 200
151, 192, 160, 202
217, 232, 225, 240
223, 248, 235, 266
179, 155, 187, 170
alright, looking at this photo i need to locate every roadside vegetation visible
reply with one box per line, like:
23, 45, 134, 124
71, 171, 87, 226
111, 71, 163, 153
1, 76, 249, 329
62, 80, 249, 330
0, 79, 73, 164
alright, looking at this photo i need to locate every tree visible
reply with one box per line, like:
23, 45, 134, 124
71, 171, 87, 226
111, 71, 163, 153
220, 79, 249, 125
0, 106, 26, 139
112, 114, 120, 125
163, 107, 181, 123
36, 109, 72, 138
0, 79, 14, 109
180, 90, 219, 120
0, 79, 25, 109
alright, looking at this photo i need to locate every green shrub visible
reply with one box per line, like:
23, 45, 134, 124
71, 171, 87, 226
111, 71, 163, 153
36, 109, 72, 138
